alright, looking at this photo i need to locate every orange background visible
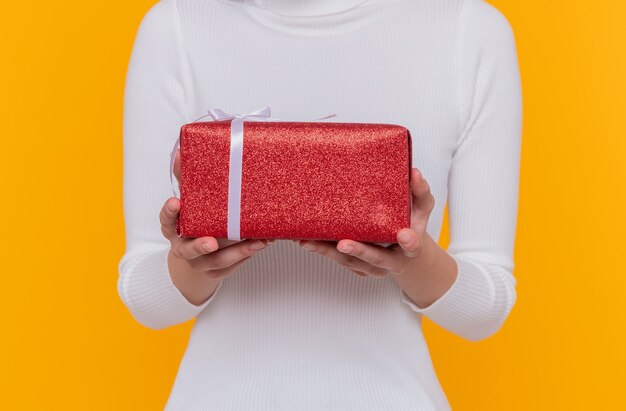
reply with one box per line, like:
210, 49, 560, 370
1, 0, 624, 409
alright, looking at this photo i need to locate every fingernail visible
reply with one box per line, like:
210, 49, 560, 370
301, 241, 316, 251
339, 244, 353, 253
203, 242, 214, 252
250, 240, 267, 251
167, 202, 178, 212
398, 231, 412, 244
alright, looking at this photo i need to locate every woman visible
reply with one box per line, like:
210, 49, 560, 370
118, 0, 522, 409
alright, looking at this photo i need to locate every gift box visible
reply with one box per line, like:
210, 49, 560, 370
172, 110, 412, 244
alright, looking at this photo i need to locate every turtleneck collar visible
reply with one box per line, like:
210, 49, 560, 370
243, 0, 371, 17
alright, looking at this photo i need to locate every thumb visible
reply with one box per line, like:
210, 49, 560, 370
410, 167, 433, 212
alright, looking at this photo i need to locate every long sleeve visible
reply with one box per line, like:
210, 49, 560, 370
401, 0, 523, 342
117, 0, 222, 330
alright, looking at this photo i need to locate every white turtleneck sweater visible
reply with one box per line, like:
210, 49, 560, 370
117, 0, 522, 409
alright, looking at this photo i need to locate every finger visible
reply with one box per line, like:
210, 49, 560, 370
396, 228, 424, 258
172, 236, 219, 260
410, 168, 435, 235
216, 238, 275, 248
205, 256, 252, 279
191, 239, 271, 271
173, 149, 181, 183
300, 240, 388, 277
351, 269, 368, 277
411, 168, 435, 213
160, 197, 180, 240
336, 239, 401, 272
216, 238, 243, 249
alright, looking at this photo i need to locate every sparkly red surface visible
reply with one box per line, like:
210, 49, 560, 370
176, 120, 412, 243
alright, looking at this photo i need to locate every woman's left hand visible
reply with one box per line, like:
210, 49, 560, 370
295, 167, 435, 278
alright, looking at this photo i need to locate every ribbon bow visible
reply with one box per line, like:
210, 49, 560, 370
169, 106, 337, 240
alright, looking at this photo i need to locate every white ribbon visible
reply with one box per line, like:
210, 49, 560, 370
170, 106, 337, 240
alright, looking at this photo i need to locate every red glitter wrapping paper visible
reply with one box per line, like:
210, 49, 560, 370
175, 120, 412, 243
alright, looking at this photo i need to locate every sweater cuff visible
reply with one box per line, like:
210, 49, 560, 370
400, 256, 494, 325
119, 247, 223, 327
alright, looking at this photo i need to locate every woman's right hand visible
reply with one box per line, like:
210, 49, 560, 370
157, 150, 275, 305
160, 196, 274, 280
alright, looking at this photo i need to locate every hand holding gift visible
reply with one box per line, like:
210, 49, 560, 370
159, 149, 275, 284
295, 167, 435, 278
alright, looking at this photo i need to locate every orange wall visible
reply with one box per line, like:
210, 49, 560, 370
1, 1, 624, 409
